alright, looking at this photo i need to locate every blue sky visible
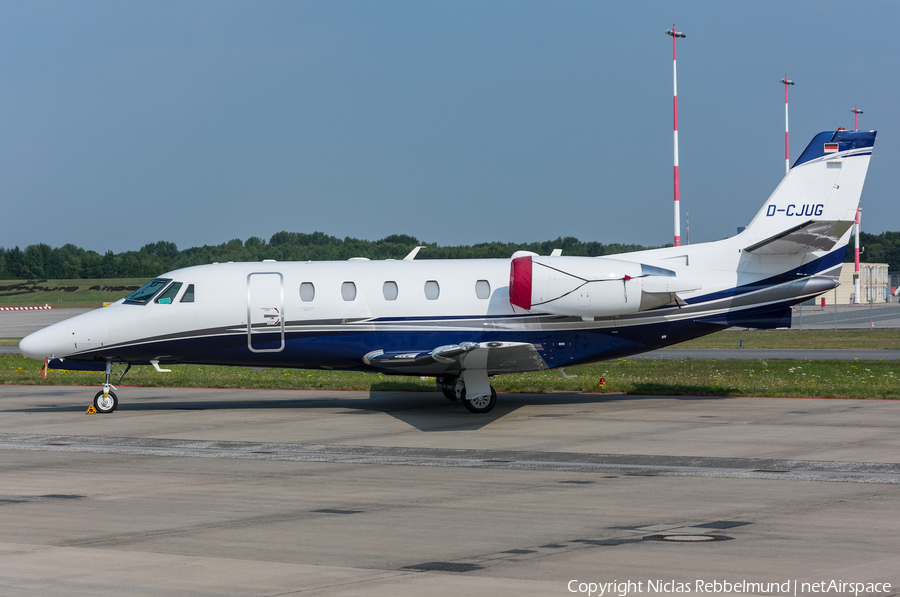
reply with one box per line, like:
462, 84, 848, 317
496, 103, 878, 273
1, 1, 896, 254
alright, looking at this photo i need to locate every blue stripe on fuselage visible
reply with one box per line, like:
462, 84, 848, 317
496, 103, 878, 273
684, 247, 846, 305
70, 316, 734, 372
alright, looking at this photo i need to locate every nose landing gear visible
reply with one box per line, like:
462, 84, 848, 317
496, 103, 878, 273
92, 359, 130, 414
93, 388, 118, 414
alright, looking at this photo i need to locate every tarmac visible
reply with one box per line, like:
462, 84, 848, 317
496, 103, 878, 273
790, 302, 900, 330
0, 385, 898, 596
0, 307, 92, 338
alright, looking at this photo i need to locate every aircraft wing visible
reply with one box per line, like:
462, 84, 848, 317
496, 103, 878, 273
743, 220, 853, 255
363, 341, 548, 376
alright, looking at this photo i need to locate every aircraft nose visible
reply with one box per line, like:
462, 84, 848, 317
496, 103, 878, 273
19, 321, 76, 360
19, 329, 48, 360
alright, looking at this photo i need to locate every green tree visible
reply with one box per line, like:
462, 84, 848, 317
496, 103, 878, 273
5, 247, 25, 279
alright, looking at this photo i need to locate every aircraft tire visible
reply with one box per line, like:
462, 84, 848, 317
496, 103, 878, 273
463, 386, 497, 414
440, 377, 458, 401
93, 390, 118, 414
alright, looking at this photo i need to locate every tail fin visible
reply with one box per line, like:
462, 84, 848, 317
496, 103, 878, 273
742, 130, 875, 255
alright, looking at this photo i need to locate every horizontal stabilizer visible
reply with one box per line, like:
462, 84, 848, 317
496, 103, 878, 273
743, 220, 853, 255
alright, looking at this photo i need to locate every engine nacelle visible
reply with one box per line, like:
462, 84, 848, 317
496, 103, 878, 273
509, 254, 701, 318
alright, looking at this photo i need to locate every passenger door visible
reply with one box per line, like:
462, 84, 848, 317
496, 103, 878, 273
247, 272, 284, 353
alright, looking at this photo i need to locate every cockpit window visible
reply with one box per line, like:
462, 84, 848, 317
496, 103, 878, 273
180, 284, 195, 303
155, 282, 183, 304
124, 278, 171, 305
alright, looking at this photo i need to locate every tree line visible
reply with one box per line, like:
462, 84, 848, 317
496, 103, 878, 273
0, 230, 896, 281
847, 231, 900, 273
0, 233, 657, 280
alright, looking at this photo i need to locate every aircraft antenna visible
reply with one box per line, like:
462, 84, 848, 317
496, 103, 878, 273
851, 105, 863, 131
666, 25, 686, 247
403, 246, 425, 261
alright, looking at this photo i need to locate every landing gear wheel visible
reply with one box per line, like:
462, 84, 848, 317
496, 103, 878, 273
464, 386, 497, 414
93, 390, 118, 413
439, 377, 459, 401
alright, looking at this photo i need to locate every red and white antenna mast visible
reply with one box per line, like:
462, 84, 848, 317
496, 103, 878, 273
854, 206, 861, 304
850, 106, 863, 303
666, 25, 686, 247
780, 76, 794, 174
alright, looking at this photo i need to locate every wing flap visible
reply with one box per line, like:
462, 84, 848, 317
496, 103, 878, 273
363, 341, 547, 375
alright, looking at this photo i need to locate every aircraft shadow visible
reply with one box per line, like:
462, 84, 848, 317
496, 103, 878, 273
9, 388, 732, 432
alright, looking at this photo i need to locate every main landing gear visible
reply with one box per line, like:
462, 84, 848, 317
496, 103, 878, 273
438, 375, 498, 414
92, 359, 130, 414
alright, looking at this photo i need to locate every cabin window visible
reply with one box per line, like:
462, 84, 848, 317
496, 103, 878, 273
424, 280, 440, 300
155, 282, 183, 305
124, 278, 171, 305
383, 281, 398, 301
341, 281, 357, 301
180, 284, 195, 303
475, 280, 491, 299
300, 282, 315, 302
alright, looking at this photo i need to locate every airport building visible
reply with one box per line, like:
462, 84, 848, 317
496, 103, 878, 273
818, 262, 891, 305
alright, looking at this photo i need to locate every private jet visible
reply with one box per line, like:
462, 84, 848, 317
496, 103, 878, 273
19, 129, 876, 413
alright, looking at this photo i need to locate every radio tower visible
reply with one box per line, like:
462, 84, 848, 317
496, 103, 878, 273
666, 25, 686, 246
780, 76, 794, 174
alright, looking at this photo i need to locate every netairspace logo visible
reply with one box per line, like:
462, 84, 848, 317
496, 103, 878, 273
566, 579, 893, 596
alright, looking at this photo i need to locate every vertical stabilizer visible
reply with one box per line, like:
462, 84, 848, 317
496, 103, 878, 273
742, 130, 875, 251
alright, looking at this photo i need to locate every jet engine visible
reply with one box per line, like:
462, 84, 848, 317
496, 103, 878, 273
508, 254, 701, 318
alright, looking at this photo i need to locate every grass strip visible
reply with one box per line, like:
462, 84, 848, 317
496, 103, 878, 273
2, 354, 897, 400
0, 278, 149, 308
674, 328, 900, 350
